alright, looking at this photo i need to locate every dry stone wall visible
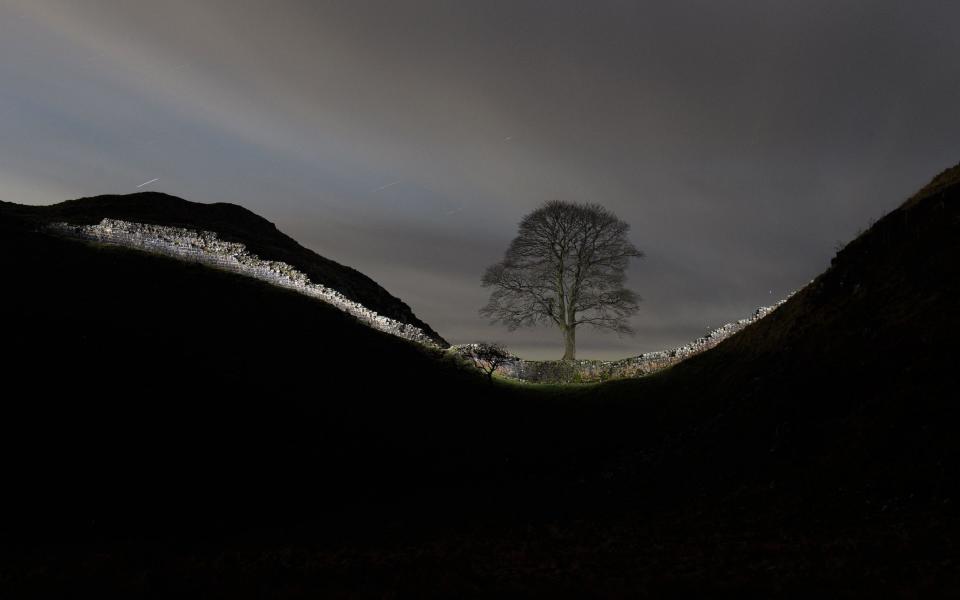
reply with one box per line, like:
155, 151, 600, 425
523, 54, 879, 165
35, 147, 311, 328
47, 219, 442, 348
457, 294, 795, 383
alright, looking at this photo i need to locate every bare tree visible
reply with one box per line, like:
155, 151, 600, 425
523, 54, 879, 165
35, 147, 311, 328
480, 200, 643, 360
454, 343, 514, 381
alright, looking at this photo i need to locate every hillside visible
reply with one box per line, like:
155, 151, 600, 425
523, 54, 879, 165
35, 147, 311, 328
0, 192, 446, 346
1, 164, 959, 597
0, 209, 557, 531
597, 160, 960, 504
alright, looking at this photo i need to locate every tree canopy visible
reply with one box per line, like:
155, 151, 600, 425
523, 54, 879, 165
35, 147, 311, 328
480, 200, 643, 360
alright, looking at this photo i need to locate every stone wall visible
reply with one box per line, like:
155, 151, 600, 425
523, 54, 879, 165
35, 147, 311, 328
456, 295, 795, 383
46, 219, 442, 348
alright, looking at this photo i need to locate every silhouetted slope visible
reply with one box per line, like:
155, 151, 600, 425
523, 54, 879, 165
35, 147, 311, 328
0, 215, 572, 536
597, 161, 960, 516
0, 192, 446, 345
1, 164, 959, 596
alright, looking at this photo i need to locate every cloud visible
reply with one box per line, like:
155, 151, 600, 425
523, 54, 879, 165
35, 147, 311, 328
2, 0, 959, 357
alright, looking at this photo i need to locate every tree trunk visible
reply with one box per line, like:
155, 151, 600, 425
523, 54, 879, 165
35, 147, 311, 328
562, 324, 576, 361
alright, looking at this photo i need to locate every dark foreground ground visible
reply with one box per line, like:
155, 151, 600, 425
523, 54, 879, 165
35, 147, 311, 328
1, 164, 959, 597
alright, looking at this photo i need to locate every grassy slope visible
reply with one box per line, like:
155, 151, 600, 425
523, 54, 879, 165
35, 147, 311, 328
597, 161, 960, 508
0, 214, 588, 536
1, 163, 959, 596
0, 192, 446, 345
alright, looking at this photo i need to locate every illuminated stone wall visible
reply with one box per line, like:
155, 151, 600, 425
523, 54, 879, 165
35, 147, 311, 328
48, 217, 795, 377
47, 219, 442, 348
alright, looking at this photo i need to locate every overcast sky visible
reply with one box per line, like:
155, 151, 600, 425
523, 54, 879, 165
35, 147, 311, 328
2, 1, 958, 358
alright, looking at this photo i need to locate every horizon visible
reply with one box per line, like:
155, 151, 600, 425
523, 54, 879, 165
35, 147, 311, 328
2, 1, 959, 359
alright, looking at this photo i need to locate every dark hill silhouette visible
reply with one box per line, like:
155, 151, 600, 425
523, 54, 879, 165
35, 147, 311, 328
0, 191, 446, 346
594, 161, 960, 511
0, 164, 958, 596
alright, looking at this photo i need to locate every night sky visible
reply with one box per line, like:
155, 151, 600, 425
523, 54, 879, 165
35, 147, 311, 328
2, 1, 959, 358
